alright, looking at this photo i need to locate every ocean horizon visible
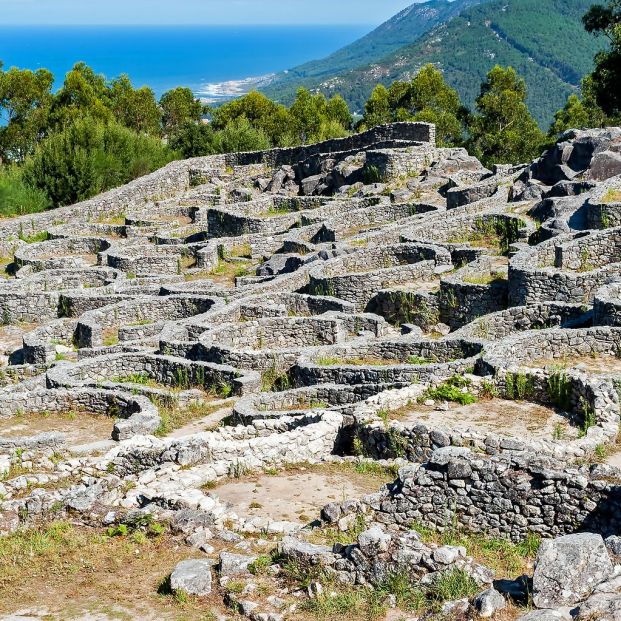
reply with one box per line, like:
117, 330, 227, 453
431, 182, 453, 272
0, 24, 371, 101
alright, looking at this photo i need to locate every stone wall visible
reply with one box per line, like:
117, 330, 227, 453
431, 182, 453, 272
594, 281, 621, 326
439, 257, 509, 330
328, 448, 621, 542
226, 122, 436, 168
292, 338, 483, 387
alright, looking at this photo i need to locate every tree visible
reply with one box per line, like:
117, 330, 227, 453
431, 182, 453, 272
22, 116, 174, 207
404, 65, 465, 145
108, 75, 161, 135
548, 94, 592, 138
212, 91, 292, 146
160, 87, 203, 136
361, 84, 392, 129
169, 122, 217, 158
360, 66, 465, 145
50, 62, 112, 127
288, 87, 351, 144
0, 64, 54, 161
386, 81, 412, 120
325, 95, 352, 131
213, 117, 271, 154
583, 0, 621, 116
467, 66, 545, 166
0, 165, 51, 217
547, 76, 615, 139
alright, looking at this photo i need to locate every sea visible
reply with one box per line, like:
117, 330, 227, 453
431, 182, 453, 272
0, 25, 370, 102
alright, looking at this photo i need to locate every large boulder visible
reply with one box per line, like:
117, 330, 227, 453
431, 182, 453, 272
170, 559, 212, 596
278, 537, 335, 567
532, 127, 621, 185
587, 150, 621, 181
331, 155, 366, 188
532, 533, 614, 608
301, 174, 326, 196
256, 253, 303, 276
170, 508, 214, 535
577, 574, 621, 620
267, 165, 296, 192
446, 181, 498, 209
219, 552, 258, 577
474, 587, 506, 618
0, 509, 19, 536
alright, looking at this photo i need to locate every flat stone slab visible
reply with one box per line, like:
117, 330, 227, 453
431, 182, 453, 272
170, 559, 213, 596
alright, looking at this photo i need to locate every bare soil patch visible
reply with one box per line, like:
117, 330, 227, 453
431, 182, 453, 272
0, 323, 37, 361
0, 411, 114, 445
396, 398, 574, 440
154, 215, 193, 225
212, 462, 391, 523
526, 353, 621, 376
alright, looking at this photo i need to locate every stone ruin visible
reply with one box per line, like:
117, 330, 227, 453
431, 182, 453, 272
1, 122, 621, 619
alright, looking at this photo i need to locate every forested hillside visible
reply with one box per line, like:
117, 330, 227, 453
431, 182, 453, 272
264, 0, 482, 94
264, 0, 604, 126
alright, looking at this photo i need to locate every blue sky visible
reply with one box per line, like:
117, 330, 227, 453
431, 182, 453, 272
2, 0, 415, 25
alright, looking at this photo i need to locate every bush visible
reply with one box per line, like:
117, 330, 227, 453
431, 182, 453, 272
424, 379, 477, 405
22, 116, 176, 207
169, 122, 218, 158
213, 117, 271, 154
0, 166, 51, 218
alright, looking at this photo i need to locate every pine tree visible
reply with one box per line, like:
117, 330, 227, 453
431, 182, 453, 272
467, 66, 545, 166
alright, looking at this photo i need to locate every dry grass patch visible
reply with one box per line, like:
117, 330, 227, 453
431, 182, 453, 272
411, 522, 540, 579
0, 409, 113, 444
96, 212, 126, 225
447, 228, 502, 250
228, 242, 252, 258
204, 461, 396, 526
0, 521, 224, 620
186, 259, 254, 284
281, 460, 399, 489
602, 189, 621, 203
102, 327, 119, 347
177, 255, 197, 272
527, 352, 621, 376
316, 355, 431, 367
462, 271, 507, 285
154, 398, 227, 436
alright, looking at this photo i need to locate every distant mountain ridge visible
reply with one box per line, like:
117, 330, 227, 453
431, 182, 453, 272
267, 0, 482, 86
262, 0, 604, 127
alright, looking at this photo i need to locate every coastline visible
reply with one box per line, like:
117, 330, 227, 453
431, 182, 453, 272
195, 73, 277, 104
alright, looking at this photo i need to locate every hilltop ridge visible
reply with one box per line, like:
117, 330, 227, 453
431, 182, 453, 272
263, 0, 603, 126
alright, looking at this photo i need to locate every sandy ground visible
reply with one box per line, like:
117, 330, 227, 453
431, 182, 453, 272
1, 607, 152, 621
214, 466, 386, 523
0, 411, 113, 445
527, 354, 621, 376
0, 323, 37, 364
399, 398, 575, 440
606, 448, 621, 468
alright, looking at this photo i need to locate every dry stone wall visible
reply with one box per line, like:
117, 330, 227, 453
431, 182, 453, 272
1, 123, 621, 621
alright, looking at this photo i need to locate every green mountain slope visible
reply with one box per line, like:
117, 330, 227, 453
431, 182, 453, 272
264, 0, 604, 127
263, 0, 483, 97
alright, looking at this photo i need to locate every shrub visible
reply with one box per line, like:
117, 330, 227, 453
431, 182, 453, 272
424, 380, 477, 405
0, 165, 51, 217
22, 116, 176, 207
212, 117, 271, 154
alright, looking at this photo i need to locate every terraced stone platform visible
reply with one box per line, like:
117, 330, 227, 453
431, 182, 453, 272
2, 123, 621, 621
